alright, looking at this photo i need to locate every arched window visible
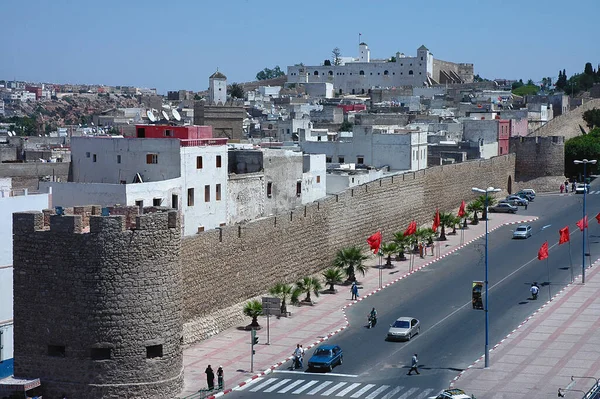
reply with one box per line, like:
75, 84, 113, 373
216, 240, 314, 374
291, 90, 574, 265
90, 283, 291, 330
328, 71, 333, 76
339, 89, 343, 94
408, 70, 414, 75
352, 89, 356, 94
361, 89, 365, 94
359, 70, 365, 75
384, 70, 389, 75
313, 71, 319, 76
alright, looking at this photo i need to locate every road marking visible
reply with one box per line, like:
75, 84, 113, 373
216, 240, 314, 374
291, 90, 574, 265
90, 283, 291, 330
336, 382, 361, 396
350, 383, 376, 398
365, 385, 390, 399
263, 378, 291, 393
307, 381, 333, 395
249, 378, 278, 392
322, 382, 347, 396
278, 379, 305, 393
292, 380, 319, 394
238, 377, 262, 390
273, 370, 358, 377
381, 386, 404, 399
396, 387, 418, 399
414, 388, 434, 399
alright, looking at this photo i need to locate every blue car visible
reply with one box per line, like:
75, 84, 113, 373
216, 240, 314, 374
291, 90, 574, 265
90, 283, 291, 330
307, 344, 343, 372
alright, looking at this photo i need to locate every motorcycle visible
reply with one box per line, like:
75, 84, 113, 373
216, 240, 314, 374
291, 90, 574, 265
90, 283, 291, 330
367, 315, 377, 329
531, 284, 539, 300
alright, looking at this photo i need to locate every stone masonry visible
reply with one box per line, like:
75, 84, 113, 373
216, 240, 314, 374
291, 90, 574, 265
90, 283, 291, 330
12, 208, 183, 399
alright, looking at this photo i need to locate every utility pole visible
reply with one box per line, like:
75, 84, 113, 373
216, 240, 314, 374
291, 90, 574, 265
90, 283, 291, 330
250, 329, 259, 373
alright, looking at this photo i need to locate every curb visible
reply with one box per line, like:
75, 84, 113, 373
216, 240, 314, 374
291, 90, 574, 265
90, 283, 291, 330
449, 257, 600, 389
209, 217, 539, 397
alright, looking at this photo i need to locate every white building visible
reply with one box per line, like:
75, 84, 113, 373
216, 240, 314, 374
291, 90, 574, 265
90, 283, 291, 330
300, 125, 428, 172
209, 71, 227, 105
41, 135, 229, 236
258, 86, 281, 98
326, 165, 388, 194
0, 181, 51, 378
277, 117, 312, 142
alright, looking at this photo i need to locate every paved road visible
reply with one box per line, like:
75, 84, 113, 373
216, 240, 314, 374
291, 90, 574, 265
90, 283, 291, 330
220, 190, 598, 399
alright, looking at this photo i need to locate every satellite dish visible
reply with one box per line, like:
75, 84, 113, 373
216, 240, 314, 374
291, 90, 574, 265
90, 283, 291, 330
172, 109, 181, 121
161, 110, 170, 120
146, 110, 157, 122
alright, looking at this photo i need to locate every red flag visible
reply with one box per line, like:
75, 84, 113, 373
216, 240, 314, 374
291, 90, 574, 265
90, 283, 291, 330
367, 231, 382, 254
559, 226, 570, 245
596, 213, 600, 224
537, 241, 549, 260
576, 216, 589, 232
403, 220, 417, 237
432, 209, 440, 232
458, 200, 466, 218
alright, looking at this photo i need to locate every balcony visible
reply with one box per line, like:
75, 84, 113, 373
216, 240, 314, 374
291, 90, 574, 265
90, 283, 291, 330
180, 138, 228, 147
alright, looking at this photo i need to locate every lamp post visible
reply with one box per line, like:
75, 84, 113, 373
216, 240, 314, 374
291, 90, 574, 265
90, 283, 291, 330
573, 159, 597, 284
472, 186, 501, 368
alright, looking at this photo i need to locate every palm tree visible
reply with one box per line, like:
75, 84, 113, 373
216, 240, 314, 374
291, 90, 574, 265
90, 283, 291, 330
380, 242, 398, 267
293, 276, 322, 304
477, 195, 497, 221
332, 246, 369, 282
467, 200, 482, 225
449, 214, 461, 235
269, 283, 294, 315
322, 268, 344, 293
243, 299, 263, 329
392, 232, 409, 260
438, 212, 455, 241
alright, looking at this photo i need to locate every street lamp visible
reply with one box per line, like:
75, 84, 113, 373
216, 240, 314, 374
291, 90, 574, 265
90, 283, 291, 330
573, 159, 597, 284
472, 186, 501, 368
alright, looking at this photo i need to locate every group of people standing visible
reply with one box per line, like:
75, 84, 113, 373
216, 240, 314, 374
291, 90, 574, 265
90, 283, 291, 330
560, 180, 577, 193
204, 365, 224, 391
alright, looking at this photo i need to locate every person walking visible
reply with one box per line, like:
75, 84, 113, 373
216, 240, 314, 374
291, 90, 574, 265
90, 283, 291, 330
572, 181, 576, 193
300, 344, 305, 367
217, 366, 224, 390
205, 365, 215, 390
560, 183, 565, 193
407, 353, 420, 375
565, 180, 569, 193
351, 282, 359, 300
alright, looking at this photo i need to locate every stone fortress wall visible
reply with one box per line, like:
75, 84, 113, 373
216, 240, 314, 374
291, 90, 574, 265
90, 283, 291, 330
12, 207, 183, 399
181, 155, 516, 343
529, 98, 600, 140
510, 135, 566, 192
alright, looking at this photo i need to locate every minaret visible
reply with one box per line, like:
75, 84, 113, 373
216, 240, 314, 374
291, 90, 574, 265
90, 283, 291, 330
209, 69, 227, 105
358, 42, 370, 63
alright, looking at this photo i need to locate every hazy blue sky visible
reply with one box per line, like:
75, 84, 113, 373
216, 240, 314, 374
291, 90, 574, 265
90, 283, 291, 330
2, 0, 599, 93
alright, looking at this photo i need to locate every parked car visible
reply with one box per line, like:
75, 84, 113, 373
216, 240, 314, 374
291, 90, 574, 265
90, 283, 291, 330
307, 344, 343, 372
488, 203, 518, 213
575, 184, 590, 194
505, 195, 528, 206
387, 317, 420, 341
513, 225, 532, 239
518, 189, 536, 198
429, 389, 472, 399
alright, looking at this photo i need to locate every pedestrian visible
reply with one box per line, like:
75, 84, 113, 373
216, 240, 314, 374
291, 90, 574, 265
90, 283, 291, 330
300, 344, 305, 367
419, 242, 424, 259
217, 366, 224, 390
560, 183, 564, 193
205, 365, 215, 390
524, 201, 528, 210
572, 181, 576, 192
407, 353, 420, 375
430, 241, 434, 256
351, 282, 359, 300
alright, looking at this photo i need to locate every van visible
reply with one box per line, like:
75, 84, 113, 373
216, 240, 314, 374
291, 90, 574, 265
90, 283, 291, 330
517, 189, 536, 198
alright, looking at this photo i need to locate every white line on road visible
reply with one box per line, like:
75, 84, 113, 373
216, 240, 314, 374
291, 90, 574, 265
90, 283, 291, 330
381, 386, 404, 399
272, 370, 358, 377
350, 383, 376, 398
364, 385, 390, 399
249, 377, 278, 392
307, 381, 333, 395
336, 382, 362, 396
321, 382, 347, 396
396, 387, 418, 399
263, 378, 291, 393
292, 380, 319, 394
278, 379, 305, 393
414, 388, 434, 399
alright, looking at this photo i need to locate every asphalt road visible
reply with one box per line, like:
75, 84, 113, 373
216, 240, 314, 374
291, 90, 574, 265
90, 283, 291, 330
229, 187, 600, 399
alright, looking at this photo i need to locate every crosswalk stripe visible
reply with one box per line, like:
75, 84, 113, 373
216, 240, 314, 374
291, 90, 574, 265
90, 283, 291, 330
249, 377, 278, 392
278, 379, 305, 393
307, 381, 333, 395
322, 382, 348, 396
365, 385, 391, 399
413, 388, 434, 399
350, 384, 376, 398
336, 382, 362, 396
396, 387, 419, 399
292, 380, 319, 394
381, 386, 403, 399
264, 378, 291, 393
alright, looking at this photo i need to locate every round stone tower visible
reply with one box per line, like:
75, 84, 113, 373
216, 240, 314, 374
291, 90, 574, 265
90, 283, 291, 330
12, 207, 183, 398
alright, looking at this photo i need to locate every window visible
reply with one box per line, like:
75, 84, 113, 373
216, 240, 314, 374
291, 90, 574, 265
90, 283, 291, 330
409, 70, 414, 75
204, 185, 210, 202
135, 200, 143, 212
196, 156, 203, 169
153, 198, 162, 206
146, 344, 163, 359
117, 155, 121, 164
338, 156, 345, 163
296, 181, 302, 197
91, 347, 111, 360
313, 71, 319, 76
137, 127, 145, 138
146, 153, 158, 164
357, 156, 364, 164
384, 70, 389, 75
216, 155, 222, 168
328, 71, 333, 75
86, 152, 90, 158
317, 175, 321, 183
326, 156, 332, 163
93, 154, 97, 162
120, 180, 126, 184
48, 345, 65, 357
317, 136, 321, 141
164, 129, 173, 137
172, 194, 178, 209
287, 128, 290, 134
187, 188, 194, 206
216, 184, 221, 201
267, 182, 273, 198
421, 56, 423, 60
359, 70, 365, 75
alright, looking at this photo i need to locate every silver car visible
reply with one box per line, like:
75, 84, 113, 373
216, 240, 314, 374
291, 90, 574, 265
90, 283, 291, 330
387, 317, 420, 341
512, 225, 532, 239
488, 203, 517, 213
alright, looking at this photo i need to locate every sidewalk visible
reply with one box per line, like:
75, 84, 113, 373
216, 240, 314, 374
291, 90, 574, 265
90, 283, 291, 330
179, 213, 537, 398
450, 258, 600, 399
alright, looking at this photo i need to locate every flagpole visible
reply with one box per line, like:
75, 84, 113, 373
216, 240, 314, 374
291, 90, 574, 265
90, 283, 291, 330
546, 257, 551, 301
587, 227, 592, 269
568, 240, 574, 283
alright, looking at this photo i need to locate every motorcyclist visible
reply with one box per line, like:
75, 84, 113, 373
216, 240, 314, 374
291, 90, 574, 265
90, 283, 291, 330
530, 282, 540, 299
368, 307, 377, 328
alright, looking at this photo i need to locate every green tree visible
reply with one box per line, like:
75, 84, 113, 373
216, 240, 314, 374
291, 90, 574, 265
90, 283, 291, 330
556, 69, 567, 91
227, 82, 245, 99
583, 109, 600, 130
322, 268, 344, 292
437, 212, 455, 241
339, 121, 353, 132
243, 299, 263, 329
467, 200, 482, 224
256, 66, 285, 81
392, 232, 410, 260
380, 242, 398, 267
512, 84, 540, 96
332, 246, 368, 282
389, 56, 397, 62
564, 128, 600, 177
477, 195, 498, 220
511, 79, 524, 90
269, 283, 295, 315
194, 94, 202, 100
293, 277, 322, 303
332, 47, 342, 66
584, 62, 595, 76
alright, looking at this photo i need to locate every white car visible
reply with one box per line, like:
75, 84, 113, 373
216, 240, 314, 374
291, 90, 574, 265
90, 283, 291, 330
513, 225, 532, 239
429, 389, 471, 399
387, 317, 420, 341
575, 184, 590, 194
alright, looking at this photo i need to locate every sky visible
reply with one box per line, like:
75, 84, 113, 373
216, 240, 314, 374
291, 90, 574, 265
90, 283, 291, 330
2, 0, 599, 94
